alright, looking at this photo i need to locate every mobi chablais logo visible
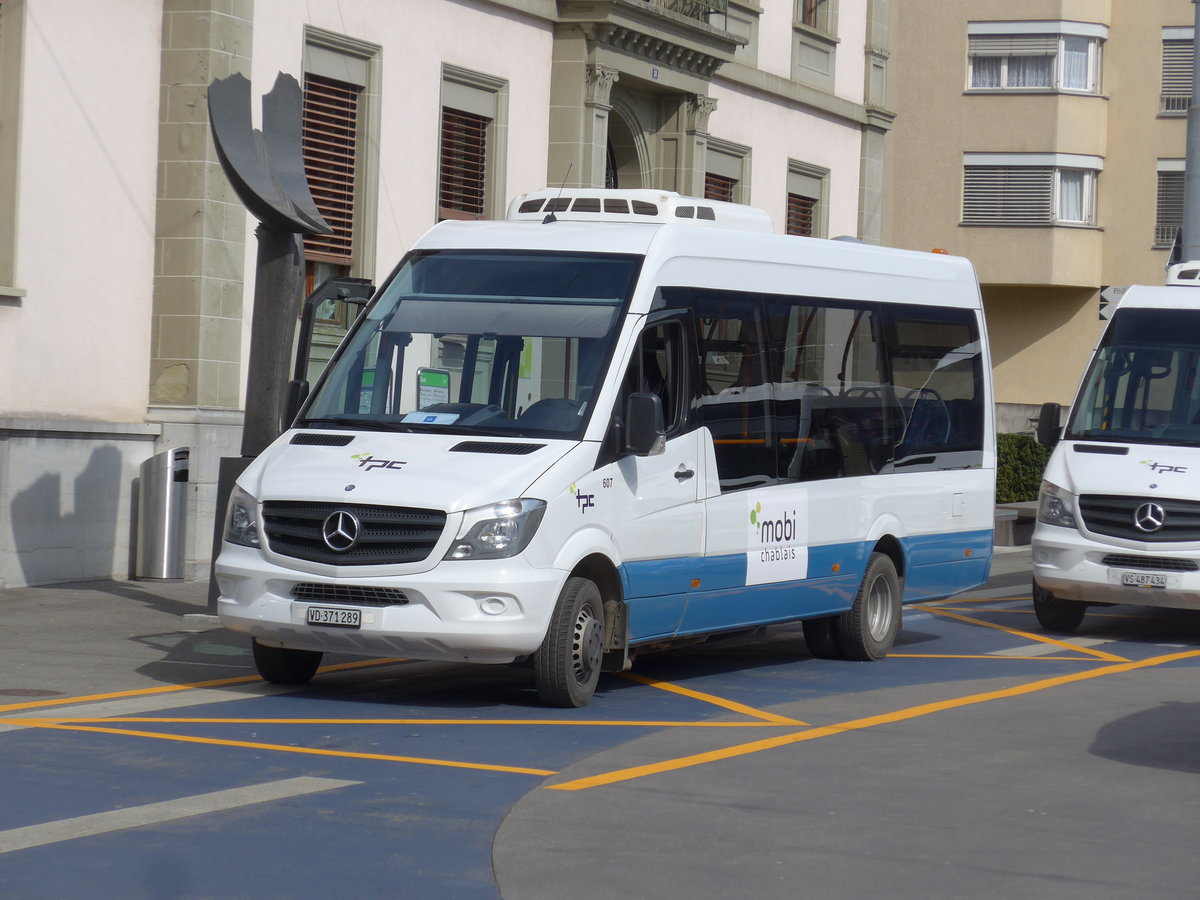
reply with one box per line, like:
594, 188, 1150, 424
350, 453, 407, 472
750, 502, 798, 562
746, 498, 808, 585
1140, 459, 1188, 474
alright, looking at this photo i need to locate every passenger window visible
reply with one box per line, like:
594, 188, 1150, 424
692, 293, 776, 491
884, 307, 984, 468
773, 301, 898, 481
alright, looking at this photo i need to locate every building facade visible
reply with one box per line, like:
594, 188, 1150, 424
0, 0, 892, 589
884, 0, 1195, 433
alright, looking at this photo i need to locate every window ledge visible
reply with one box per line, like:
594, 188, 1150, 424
959, 222, 1104, 232
963, 88, 1105, 98
0, 285, 25, 300
792, 22, 838, 46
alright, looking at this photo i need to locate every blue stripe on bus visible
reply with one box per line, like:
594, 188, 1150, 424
619, 529, 993, 644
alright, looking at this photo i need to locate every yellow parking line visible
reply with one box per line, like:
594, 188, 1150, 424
618, 672, 807, 725
0, 658, 404, 714
11, 717, 790, 728
917, 606, 1128, 662
547, 648, 1200, 791
10, 719, 556, 776
890, 653, 1095, 661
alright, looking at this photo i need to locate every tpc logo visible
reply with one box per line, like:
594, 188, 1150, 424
1140, 459, 1188, 474
570, 483, 595, 513
351, 453, 407, 472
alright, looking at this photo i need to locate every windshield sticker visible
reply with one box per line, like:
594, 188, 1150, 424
1141, 460, 1188, 474
747, 499, 808, 585
351, 453, 407, 472
570, 482, 596, 514
401, 412, 460, 425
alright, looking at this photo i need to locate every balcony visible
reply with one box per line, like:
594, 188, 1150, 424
557, 0, 742, 81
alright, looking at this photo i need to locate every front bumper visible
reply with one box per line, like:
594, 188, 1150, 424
215, 543, 566, 663
1031, 522, 1200, 610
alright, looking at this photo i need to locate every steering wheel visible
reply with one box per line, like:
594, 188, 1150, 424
902, 387, 951, 448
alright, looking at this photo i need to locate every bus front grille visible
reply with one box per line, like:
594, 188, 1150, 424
1080, 495, 1200, 543
262, 501, 446, 565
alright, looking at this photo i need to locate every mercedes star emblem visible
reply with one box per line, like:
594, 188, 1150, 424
322, 510, 361, 551
1133, 502, 1166, 533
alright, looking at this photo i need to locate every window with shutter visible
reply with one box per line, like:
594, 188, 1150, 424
1162, 39, 1192, 114
439, 107, 490, 221
786, 194, 816, 236
1156, 169, 1184, 247
302, 73, 360, 267
963, 167, 1055, 225
962, 163, 1097, 227
704, 173, 736, 204
966, 25, 1103, 94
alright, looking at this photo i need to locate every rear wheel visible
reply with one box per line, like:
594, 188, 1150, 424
1033, 580, 1086, 633
252, 639, 323, 685
534, 577, 604, 708
836, 552, 901, 661
802, 615, 843, 659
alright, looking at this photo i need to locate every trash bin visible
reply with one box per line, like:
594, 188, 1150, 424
136, 447, 190, 580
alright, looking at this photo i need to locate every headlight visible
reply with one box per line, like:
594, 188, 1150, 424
445, 499, 546, 560
223, 485, 261, 548
1037, 480, 1078, 529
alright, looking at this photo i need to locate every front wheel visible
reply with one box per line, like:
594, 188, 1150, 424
836, 552, 901, 661
1033, 581, 1086, 633
534, 577, 604, 708
252, 639, 323, 685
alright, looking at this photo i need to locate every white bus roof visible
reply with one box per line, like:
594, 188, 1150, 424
410, 190, 981, 309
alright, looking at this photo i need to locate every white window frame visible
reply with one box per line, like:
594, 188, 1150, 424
966, 21, 1105, 95
962, 152, 1102, 227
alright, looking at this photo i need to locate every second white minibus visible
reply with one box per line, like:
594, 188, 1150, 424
215, 188, 996, 706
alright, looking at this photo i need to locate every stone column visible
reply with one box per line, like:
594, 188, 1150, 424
152, 0, 254, 579
548, 27, 620, 189
681, 93, 718, 197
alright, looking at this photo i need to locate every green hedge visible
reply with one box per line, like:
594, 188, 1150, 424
996, 433, 1051, 504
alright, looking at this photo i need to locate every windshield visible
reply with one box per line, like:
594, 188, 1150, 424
301, 250, 641, 439
1066, 308, 1200, 446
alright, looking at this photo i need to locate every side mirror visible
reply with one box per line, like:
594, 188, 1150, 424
1036, 401, 1062, 448
284, 378, 309, 429
624, 392, 666, 457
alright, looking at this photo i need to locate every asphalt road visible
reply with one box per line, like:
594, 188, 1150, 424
2, 548, 1199, 898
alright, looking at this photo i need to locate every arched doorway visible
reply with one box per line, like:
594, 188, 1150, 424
606, 98, 647, 190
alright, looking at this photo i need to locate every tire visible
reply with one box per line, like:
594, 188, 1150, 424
836, 552, 901, 661
534, 577, 604, 708
252, 639, 323, 685
1033, 580, 1086, 633
802, 615, 844, 659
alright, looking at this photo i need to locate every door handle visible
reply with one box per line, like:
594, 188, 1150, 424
674, 465, 695, 481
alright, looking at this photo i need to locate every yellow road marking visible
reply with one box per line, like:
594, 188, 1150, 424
0, 658, 404, 714
618, 672, 807, 725
890, 653, 1094, 661
12, 717, 792, 728
916, 606, 1128, 662
10, 719, 556, 776
547, 648, 1200, 791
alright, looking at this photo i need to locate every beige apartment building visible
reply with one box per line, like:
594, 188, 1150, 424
884, 0, 1195, 432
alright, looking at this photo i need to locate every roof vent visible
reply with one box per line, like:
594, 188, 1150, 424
506, 188, 773, 232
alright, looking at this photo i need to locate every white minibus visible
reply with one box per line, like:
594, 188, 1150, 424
1032, 262, 1200, 632
215, 188, 995, 706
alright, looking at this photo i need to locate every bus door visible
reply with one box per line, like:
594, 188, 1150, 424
604, 315, 704, 641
